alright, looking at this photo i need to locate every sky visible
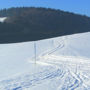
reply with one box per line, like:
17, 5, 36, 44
0, 0, 90, 16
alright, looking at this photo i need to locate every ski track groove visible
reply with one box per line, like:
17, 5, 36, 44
0, 68, 65, 90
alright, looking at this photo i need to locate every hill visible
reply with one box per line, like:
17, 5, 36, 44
0, 7, 90, 43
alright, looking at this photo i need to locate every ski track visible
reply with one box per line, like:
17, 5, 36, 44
0, 36, 90, 90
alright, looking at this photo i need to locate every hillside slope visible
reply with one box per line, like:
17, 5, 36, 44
0, 7, 90, 43
0, 32, 90, 89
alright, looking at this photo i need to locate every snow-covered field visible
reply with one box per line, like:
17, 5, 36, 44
0, 32, 90, 90
0, 17, 7, 22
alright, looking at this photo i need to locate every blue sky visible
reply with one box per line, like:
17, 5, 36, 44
0, 0, 90, 16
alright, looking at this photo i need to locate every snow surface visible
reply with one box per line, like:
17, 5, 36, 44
0, 17, 7, 22
0, 32, 90, 90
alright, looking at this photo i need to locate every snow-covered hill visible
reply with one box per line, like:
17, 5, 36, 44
0, 32, 90, 90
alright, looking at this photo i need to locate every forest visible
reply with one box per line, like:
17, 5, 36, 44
0, 7, 90, 43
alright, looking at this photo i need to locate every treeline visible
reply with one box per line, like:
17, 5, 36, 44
0, 7, 90, 43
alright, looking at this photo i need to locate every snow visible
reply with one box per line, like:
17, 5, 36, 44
0, 17, 7, 22
0, 32, 90, 90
